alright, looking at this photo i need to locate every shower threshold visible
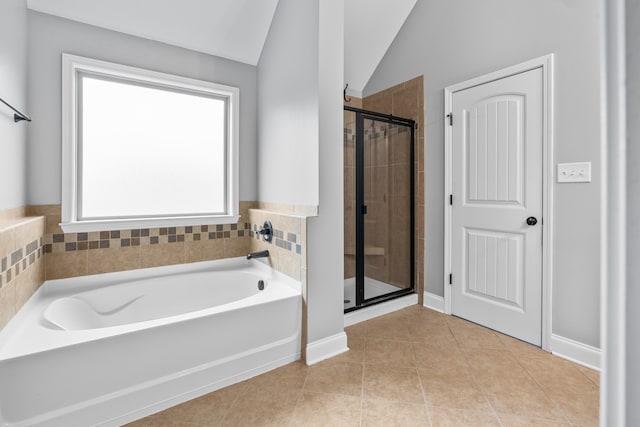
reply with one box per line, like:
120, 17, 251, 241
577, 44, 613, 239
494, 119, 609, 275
343, 277, 411, 310
344, 293, 418, 326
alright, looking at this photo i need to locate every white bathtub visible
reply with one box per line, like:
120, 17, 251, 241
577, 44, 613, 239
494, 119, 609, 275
0, 257, 302, 427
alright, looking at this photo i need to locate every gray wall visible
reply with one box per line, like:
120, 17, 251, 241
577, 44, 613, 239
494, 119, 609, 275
365, 0, 602, 347
256, 0, 319, 207
626, 0, 639, 423
258, 0, 345, 348
0, 0, 28, 210
308, 0, 344, 345
27, 11, 258, 205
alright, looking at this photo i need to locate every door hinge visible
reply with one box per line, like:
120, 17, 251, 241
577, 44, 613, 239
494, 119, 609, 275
446, 113, 453, 126
449, 273, 453, 285
449, 194, 453, 205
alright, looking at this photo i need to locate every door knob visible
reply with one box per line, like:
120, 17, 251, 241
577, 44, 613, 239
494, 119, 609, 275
526, 217, 538, 226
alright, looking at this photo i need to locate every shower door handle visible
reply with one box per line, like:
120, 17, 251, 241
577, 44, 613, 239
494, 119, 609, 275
361, 205, 368, 215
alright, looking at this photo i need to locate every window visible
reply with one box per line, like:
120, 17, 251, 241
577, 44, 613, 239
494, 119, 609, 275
61, 54, 239, 232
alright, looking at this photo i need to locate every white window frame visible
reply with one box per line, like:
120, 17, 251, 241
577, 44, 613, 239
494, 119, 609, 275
61, 53, 240, 232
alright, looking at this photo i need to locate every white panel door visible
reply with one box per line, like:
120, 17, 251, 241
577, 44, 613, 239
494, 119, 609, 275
450, 68, 543, 346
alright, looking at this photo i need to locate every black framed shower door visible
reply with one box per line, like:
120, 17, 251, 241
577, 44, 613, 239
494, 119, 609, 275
344, 106, 415, 313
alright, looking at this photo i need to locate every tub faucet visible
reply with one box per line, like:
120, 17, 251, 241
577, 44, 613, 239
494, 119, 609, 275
247, 250, 270, 260
256, 220, 273, 242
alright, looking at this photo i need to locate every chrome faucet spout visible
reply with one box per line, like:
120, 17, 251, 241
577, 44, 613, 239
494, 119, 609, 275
247, 250, 270, 260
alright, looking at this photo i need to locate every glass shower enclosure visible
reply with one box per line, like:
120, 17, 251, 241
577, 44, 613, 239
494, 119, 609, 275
344, 106, 415, 312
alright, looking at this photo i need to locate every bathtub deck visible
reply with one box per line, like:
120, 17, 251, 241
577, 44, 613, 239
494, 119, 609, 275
127, 305, 599, 427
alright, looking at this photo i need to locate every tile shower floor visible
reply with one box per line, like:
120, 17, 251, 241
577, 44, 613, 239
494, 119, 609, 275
127, 306, 599, 427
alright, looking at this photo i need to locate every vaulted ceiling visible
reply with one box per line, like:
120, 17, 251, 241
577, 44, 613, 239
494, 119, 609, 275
344, 0, 417, 95
26, 0, 416, 93
26, 0, 279, 65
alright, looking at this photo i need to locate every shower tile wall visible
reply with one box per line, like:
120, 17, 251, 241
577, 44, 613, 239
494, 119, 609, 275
344, 76, 425, 301
390, 124, 414, 288
344, 99, 359, 281
363, 121, 391, 285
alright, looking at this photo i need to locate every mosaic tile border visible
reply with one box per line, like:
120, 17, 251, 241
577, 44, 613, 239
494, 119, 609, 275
0, 237, 45, 289
44, 223, 253, 254
251, 224, 301, 255
42, 222, 302, 256
0, 205, 303, 288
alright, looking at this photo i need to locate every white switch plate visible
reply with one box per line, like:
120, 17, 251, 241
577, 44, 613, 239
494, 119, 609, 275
557, 162, 591, 183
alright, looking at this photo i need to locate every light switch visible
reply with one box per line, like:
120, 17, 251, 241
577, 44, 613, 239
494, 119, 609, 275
557, 162, 591, 183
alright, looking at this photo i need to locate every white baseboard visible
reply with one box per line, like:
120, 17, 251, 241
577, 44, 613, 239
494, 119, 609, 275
423, 292, 445, 313
550, 334, 601, 370
305, 332, 348, 365
344, 293, 418, 327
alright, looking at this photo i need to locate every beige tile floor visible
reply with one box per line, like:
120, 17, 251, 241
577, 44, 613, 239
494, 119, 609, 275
127, 306, 599, 427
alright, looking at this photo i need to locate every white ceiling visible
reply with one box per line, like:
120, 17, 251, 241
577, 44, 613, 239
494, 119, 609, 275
26, 0, 279, 65
26, 0, 416, 93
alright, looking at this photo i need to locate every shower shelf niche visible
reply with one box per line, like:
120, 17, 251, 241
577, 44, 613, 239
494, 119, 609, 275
344, 246, 385, 256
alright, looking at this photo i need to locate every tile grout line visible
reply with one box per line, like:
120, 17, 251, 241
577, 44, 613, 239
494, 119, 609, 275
568, 363, 601, 391
217, 384, 246, 426
412, 340, 434, 427
475, 333, 507, 427
285, 366, 307, 427
510, 347, 576, 425
358, 324, 367, 427
454, 323, 576, 425
448, 322, 506, 426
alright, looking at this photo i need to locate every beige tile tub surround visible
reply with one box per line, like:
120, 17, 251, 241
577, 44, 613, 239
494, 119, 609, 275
1, 203, 267, 330
28, 203, 258, 281
127, 306, 599, 427
0, 206, 27, 223
0, 203, 307, 330
0, 211, 46, 330
256, 202, 318, 217
248, 208, 305, 282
